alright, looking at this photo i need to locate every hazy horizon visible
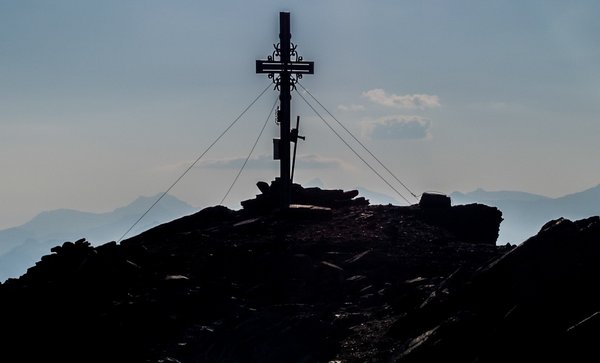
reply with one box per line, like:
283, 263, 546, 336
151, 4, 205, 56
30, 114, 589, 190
2, 1, 599, 229
3, 182, 599, 232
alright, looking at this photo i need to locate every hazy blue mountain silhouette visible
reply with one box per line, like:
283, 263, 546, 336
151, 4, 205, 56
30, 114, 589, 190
451, 188, 549, 203
452, 184, 600, 244
0, 194, 196, 281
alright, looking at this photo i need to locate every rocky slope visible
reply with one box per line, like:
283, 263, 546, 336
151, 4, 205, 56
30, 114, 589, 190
1, 182, 598, 362
0, 194, 195, 282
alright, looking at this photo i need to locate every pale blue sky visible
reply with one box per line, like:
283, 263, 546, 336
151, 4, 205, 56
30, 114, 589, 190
2, 0, 599, 228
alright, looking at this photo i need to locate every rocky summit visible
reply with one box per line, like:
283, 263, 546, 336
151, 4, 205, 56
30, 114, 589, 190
1, 182, 599, 363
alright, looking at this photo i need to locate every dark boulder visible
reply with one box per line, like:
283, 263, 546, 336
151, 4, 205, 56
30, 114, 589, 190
419, 192, 451, 209
422, 203, 503, 245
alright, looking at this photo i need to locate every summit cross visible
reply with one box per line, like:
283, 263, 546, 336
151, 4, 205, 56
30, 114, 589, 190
256, 12, 314, 209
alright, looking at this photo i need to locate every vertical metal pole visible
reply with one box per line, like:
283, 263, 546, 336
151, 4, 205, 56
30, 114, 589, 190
279, 12, 291, 209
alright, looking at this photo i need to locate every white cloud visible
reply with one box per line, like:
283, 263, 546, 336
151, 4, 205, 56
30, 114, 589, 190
362, 89, 440, 109
337, 104, 366, 112
363, 115, 431, 140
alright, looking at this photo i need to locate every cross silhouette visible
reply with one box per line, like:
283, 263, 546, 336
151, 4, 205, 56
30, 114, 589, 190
256, 12, 314, 209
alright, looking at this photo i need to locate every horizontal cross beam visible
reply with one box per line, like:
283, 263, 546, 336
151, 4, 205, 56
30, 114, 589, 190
256, 60, 314, 74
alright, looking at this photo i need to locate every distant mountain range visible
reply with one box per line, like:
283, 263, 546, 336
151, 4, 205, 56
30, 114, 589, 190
3, 183, 598, 281
5, 183, 599, 362
451, 184, 600, 244
0, 194, 196, 282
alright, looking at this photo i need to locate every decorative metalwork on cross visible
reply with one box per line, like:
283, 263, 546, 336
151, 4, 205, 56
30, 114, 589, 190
256, 12, 314, 209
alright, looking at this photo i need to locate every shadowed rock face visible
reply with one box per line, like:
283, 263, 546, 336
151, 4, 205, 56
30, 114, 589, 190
0, 184, 596, 362
392, 215, 600, 363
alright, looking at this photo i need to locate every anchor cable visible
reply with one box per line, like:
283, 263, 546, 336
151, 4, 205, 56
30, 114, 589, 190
220, 96, 279, 205
295, 89, 413, 205
117, 83, 272, 242
297, 82, 418, 201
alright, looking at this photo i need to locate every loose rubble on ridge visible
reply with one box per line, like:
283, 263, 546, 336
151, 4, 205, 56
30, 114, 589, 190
1, 182, 599, 363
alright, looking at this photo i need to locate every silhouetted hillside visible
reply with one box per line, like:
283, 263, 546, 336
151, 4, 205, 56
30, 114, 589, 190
1, 182, 599, 362
0, 194, 195, 281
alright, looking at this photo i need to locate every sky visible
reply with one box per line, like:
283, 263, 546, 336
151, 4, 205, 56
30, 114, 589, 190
1, 0, 599, 229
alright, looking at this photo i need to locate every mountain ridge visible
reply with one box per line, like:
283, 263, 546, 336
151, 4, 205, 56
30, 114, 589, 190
0, 193, 196, 281
1, 183, 599, 362
0, 183, 507, 362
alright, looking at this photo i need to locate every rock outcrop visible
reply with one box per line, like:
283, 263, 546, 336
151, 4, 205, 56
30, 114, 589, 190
241, 179, 368, 211
391, 215, 600, 363
0, 183, 597, 362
